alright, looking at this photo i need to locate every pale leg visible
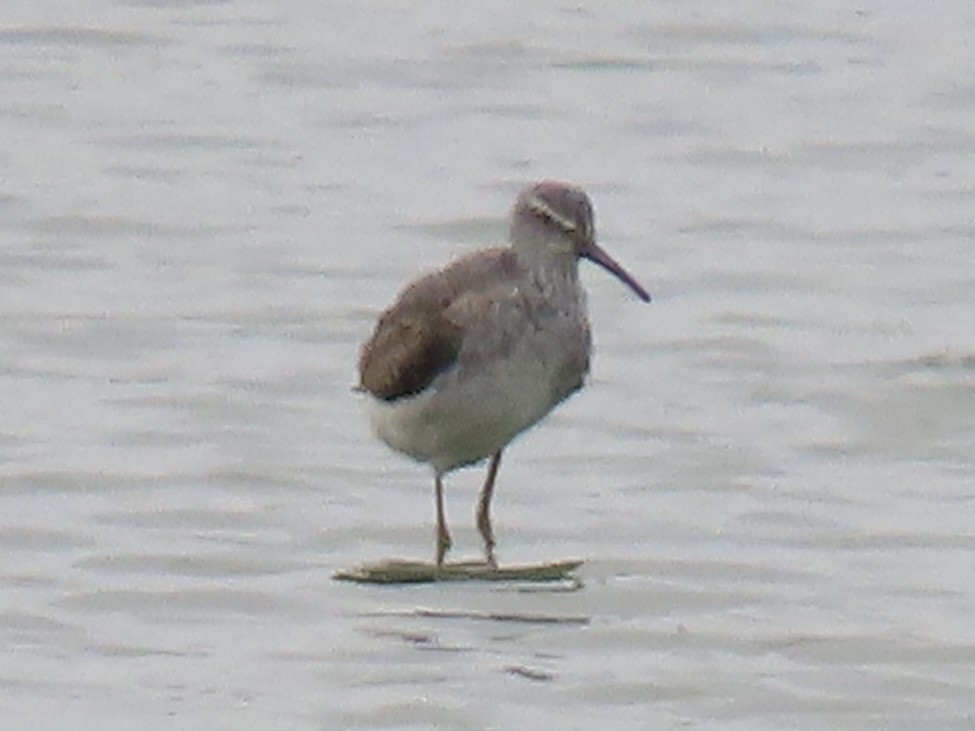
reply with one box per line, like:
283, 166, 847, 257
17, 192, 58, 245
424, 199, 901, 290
434, 473, 452, 566
476, 450, 503, 568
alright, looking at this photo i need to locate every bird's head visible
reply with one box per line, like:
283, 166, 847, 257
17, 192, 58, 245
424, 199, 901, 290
511, 180, 651, 302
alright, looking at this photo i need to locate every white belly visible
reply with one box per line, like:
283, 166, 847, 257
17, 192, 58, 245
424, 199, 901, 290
365, 330, 585, 473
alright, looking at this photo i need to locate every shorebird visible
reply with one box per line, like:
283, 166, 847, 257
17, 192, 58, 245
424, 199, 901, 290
358, 181, 650, 568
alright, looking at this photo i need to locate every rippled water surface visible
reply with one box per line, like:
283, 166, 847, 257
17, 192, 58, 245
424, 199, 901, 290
2, 1, 974, 729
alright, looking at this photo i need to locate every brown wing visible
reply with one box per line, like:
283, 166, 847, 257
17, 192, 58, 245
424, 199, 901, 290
358, 308, 463, 401
358, 247, 519, 402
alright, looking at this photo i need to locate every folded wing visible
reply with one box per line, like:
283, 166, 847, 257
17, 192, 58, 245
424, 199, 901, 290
358, 248, 518, 402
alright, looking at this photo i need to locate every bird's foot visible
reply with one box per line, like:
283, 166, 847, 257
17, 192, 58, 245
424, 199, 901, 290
483, 548, 498, 570
476, 514, 497, 569
435, 527, 452, 568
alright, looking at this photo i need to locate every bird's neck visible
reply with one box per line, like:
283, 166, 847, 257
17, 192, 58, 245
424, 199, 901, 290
510, 235, 582, 304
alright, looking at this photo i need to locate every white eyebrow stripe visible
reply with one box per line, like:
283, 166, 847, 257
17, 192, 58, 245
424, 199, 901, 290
526, 195, 578, 233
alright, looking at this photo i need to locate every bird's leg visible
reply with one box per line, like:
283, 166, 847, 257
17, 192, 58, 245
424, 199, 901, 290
434, 473, 452, 567
476, 450, 503, 569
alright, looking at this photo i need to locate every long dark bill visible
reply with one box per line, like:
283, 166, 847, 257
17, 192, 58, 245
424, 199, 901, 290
582, 241, 651, 303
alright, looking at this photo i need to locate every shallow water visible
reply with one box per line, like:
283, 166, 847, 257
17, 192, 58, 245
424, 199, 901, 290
2, 1, 974, 729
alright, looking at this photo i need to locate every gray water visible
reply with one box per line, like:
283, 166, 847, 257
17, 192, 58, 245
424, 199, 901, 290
2, 1, 974, 729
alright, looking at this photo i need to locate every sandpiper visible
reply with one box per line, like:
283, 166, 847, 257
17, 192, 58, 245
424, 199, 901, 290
358, 181, 650, 567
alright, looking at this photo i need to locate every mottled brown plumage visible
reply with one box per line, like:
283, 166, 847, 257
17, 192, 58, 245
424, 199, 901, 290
358, 248, 519, 401
359, 310, 463, 401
